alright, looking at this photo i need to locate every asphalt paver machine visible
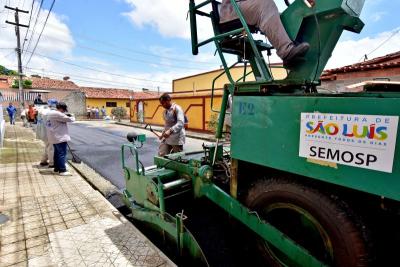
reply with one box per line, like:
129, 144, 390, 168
121, 0, 400, 266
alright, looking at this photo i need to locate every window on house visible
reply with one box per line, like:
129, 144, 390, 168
126, 102, 130, 108
106, 102, 117, 107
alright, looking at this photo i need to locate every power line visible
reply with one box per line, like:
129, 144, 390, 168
24, 0, 55, 66
5, 63, 172, 89
24, 66, 171, 90
23, 50, 172, 84
35, 33, 207, 71
22, 0, 43, 62
28, 71, 166, 90
42, 21, 216, 66
0, 50, 16, 60
358, 28, 400, 62
21, 0, 36, 52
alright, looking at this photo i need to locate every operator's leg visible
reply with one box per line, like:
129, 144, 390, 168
159, 143, 172, 157
239, 0, 290, 58
239, 0, 308, 63
171, 145, 183, 154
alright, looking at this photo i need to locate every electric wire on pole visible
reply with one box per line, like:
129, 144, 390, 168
5, 5, 29, 110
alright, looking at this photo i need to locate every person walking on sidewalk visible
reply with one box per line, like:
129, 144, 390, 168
27, 104, 36, 126
37, 99, 57, 168
6, 103, 17, 125
46, 102, 75, 176
158, 93, 186, 156
20, 105, 28, 127
34, 94, 45, 105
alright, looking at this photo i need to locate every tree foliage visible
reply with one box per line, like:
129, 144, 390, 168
0, 65, 17, 75
207, 113, 219, 133
12, 79, 32, 89
111, 107, 127, 122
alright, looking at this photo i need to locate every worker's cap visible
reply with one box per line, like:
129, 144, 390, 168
56, 102, 68, 112
47, 99, 58, 107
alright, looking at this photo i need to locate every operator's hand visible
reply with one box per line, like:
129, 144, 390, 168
161, 129, 172, 139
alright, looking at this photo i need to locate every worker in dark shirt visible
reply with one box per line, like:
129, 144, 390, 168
34, 94, 45, 105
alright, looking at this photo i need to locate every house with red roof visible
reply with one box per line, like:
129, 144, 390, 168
320, 51, 400, 91
81, 87, 159, 119
0, 75, 160, 118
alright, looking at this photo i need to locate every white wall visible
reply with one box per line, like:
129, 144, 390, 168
0, 104, 4, 147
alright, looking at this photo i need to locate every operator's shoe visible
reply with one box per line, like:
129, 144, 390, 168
39, 161, 49, 166
283, 42, 310, 69
59, 171, 72, 176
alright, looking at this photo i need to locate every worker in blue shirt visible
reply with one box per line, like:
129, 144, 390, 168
6, 102, 17, 125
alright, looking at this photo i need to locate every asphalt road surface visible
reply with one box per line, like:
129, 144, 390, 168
68, 121, 206, 190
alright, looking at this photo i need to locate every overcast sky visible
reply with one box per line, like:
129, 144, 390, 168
0, 0, 399, 91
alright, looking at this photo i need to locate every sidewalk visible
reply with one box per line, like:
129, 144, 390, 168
115, 121, 215, 141
0, 124, 175, 267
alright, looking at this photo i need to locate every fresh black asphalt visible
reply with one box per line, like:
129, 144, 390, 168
67, 122, 204, 190
68, 122, 161, 189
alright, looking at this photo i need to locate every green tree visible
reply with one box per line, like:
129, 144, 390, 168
111, 107, 127, 122
12, 79, 32, 89
0, 65, 17, 75
207, 113, 219, 133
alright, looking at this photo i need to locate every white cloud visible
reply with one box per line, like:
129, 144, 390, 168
326, 27, 400, 69
122, 0, 213, 40
2, 0, 398, 92
0, 0, 74, 71
370, 11, 386, 22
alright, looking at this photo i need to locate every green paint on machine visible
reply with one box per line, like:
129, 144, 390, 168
118, 0, 400, 266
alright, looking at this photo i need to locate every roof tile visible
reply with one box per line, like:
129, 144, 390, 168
81, 87, 160, 100
322, 51, 400, 77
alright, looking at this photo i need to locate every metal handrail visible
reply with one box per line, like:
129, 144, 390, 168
121, 143, 145, 175
210, 61, 239, 113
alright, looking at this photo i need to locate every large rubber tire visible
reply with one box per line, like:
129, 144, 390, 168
245, 178, 370, 267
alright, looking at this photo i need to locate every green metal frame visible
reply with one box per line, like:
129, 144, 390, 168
189, 0, 366, 140
119, 1, 380, 266
122, 149, 329, 266
121, 144, 209, 265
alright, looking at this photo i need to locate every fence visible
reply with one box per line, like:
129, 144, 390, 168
0, 90, 48, 103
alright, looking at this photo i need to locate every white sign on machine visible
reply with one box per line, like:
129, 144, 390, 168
299, 113, 399, 173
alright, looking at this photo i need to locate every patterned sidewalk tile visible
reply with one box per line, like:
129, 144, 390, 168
0, 125, 175, 267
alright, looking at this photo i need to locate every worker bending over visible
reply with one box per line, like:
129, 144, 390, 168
158, 93, 186, 156
220, 0, 313, 67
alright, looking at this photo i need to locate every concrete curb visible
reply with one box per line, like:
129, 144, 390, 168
68, 160, 125, 208
115, 121, 216, 141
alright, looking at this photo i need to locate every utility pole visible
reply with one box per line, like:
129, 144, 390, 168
5, 5, 29, 110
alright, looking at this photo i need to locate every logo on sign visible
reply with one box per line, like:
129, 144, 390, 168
299, 113, 399, 173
